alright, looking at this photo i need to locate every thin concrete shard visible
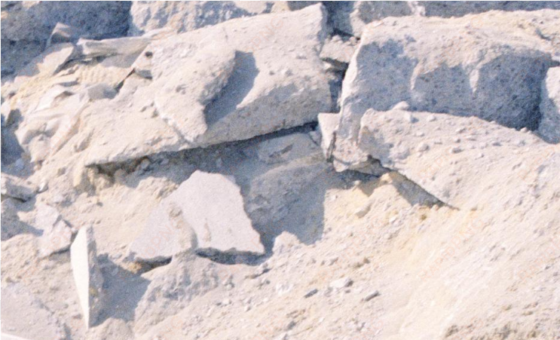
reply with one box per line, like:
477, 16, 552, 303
170, 171, 264, 256
70, 225, 104, 329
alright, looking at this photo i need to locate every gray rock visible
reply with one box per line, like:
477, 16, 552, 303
357, 109, 551, 208
539, 67, 560, 143
1, 284, 66, 340
324, 1, 413, 37
333, 12, 557, 171
1, 174, 36, 201
85, 5, 331, 166
128, 1, 276, 36
70, 225, 104, 328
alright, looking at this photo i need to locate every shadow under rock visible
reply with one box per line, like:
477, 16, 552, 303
94, 255, 150, 325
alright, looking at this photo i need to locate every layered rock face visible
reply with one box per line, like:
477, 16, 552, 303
2, 3, 560, 340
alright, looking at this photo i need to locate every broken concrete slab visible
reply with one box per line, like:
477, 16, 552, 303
85, 4, 331, 166
70, 225, 104, 329
36, 203, 74, 257
333, 12, 558, 171
539, 67, 560, 143
357, 109, 554, 208
129, 199, 196, 263
1, 283, 67, 340
1, 174, 36, 201
170, 171, 264, 256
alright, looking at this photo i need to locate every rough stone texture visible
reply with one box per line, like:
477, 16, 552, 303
85, 5, 331, 166
333, 11, 558, 171
539, 67, 560, 143
1, 174, 36, 201
324, 1, 413, 37
128, 1, 276, 36
70, 225, 104, 329
134, 253, 221, 334
1, 283, 67, 340
1, 1, 131, 75
357, 109, 555, 208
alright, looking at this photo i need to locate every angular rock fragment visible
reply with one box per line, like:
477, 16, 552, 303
357, 109, 554, 208
129, 199, 196, 263
85, 5, 331, 165
333, 12, 557, 170
172, 171, 264, 256
70, 225, 104, 328
539, 67, 560, 143
36, 203, 74, 257
1, 174, 36, 201
1, 283, 66, 340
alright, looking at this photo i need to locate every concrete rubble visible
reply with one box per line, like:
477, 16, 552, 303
2, 3, 560, 340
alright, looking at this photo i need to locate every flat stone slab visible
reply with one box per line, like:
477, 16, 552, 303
170, 171, 265, 256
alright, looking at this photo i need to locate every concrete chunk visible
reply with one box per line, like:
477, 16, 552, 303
170, 171, 264, 256
358, 109, 554, 208
70, 226, 104, 328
